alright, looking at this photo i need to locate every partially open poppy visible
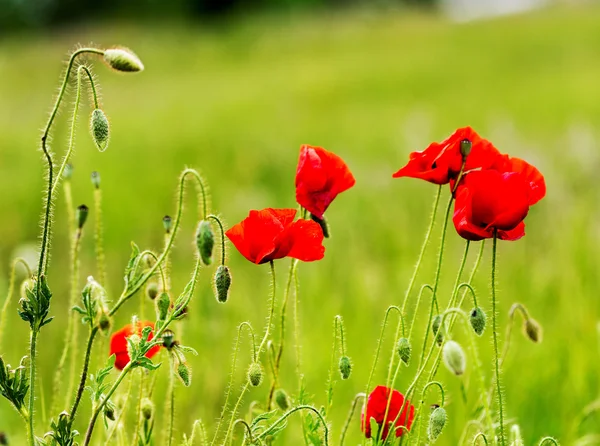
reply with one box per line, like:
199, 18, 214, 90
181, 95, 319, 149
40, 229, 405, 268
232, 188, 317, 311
361, 385, 415, 440
225, 208, 325, 264
393, 127, 501, 185
295, 145, 355, 219
109, 321, 160, 370
491, 154, 546, 205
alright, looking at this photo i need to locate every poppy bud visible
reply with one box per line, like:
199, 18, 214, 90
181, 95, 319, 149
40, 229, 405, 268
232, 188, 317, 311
161, 329, 175, 349
90, 109, 109, 152
162, 215, 172, 233
274, 388, 290, 411
427, 406, 447, 442
196, 220, 215, 266
103, 48, 144, 72
141, 397, 153, 420
247, 362, 263, 387
98, 313, 111, 334
127, 333, 141, 360
103, 405, 115, 421
156, 292, 170, 321
432, 315, 444, 346
63, 163, 73, 180
469, 307, 486, 336
510, 424, 524, 445
91, 171, 101, 189
310, 213, 330, 238
397, 337, 411, 365
338, 355, 352, 380
214, 265, 232, 303
76, 204, 89, 229
460, 139, 472, 158
146, 282, 159, 300
177, 361, 191, 387
524, 318, 543, 343
0, 433, 6, 445
442, 340, 466, 376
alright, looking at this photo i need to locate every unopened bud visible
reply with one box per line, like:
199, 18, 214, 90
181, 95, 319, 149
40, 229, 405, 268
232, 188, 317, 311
163, 215, 172, 233
90, 109, 109, 152
442, 340, 466, 376
469, 307, 486, 336
397, 337, 411, 365
427, 406, 447, 442
510, 424, 524, 446
0, 432, 6, 445
177, 362, 191, 387
98, 313, 111, 333
432, 315, 444, 346
127, 334, 141, 360
247, 362, 263, 387
156, 292, 170, 321
274, 388, 290, 411
146, 282, 159, 300
76, 205, 89, 229
214, 265, 232, 303
196, 220, 215, 266
91, 171, 101, 189
310, 214, 330, 238
524, 318, 543, 343
103, 48, 144, 72
103, 405, 115, 421
161, 329, 175, 349
460, 139, 472, 158
338, 355, 352, 380
63, 163, 73, 180
141, 397, 153, 420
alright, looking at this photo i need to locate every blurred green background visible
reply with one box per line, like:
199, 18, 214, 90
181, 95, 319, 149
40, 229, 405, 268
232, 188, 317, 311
1, 1, 600, 444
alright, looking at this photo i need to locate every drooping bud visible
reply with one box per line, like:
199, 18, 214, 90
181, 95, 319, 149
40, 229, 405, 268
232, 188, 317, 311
427, 406, 447, 442
90, 109, 109, 152
310, 214, 330, 238
397, 337, 411, 365
98, 313, 111, 334
460, 139, 472, 158
177, 361, 191, 387
196, 220, 215, 266
162, 215, 172, 233
63, 163, 73, 180
524, 318, 543, 343
338, 355, 352, 380
274, 388, 290, 411
469, 307, 486, 336
103, 48, 144, 72
214, 265, 232, 303
103, 404, 115, 421
76, 204, 89, 229
442, 340, 466, 376
141, 397, 154, 420
432, 315, 444, 346
247, 362, 263, 387
156, 292, 170, 321
91, 171, 101, 189
145, 282, 159, 300
161, 329, 176, 349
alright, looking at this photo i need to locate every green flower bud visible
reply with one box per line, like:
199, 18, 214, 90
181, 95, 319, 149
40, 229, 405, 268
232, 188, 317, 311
338, 355, 352, 380
196, 220, 215, 266
63, 163, 73, 180
460, 138, 472, 158
214, 265, 232, 303
98, 313, 111, 334
397, 337, 411, 365
90, 108, 109, 152
76, 204, 89, 229
469, 307, 486, 336
103, 404, 115, 421
91, 171, 101, 189
156, 292, 170, 321
146, 282, 159, 300
103, 48, 144, 72
163, 215, 172, 233
510, 424, 524, 446
161, 329, 176, 349
432, 315, 444, 346
310, 213, 330, 238
524, 318, 543, 343
442, 340, 466, 376
177, 362, 191, 387
141, 397, 154, 420
247, 362, 263, 387
274, 388, 290, 411
427, 406, 447, 442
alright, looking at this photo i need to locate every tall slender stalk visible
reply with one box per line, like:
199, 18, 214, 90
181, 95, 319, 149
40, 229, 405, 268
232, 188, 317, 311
491, 232, 506, 444
0, 258, 31, 350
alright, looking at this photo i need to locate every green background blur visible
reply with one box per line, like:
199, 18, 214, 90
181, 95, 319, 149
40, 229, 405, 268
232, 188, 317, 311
1, 1, 599, 444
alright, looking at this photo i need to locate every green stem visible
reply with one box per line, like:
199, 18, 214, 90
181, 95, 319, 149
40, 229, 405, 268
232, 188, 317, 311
27, 329, 38, 446
339, 393, 365, 446
94, 186, 107, 286
325, 315, 346, 413
491, 232, 506, 445
254, 405, 329, 444
407, 284, 434, 341
207, 215, 226, 265
69, 327, 99, 424
0, 258, 31, 350
414, 381, 445, 446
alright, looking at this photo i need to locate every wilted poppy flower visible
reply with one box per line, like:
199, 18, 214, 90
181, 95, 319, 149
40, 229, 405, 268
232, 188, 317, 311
109, 321, 160, 370
361, 385, 415, 440
295, 145, 355, 219
393, 127, 501, 185
225, 208, 325, 264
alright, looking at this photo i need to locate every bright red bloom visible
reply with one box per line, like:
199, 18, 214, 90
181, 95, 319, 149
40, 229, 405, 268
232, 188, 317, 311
361, 386, 415, 440
295, 145, 355, 219
109, 321, 160, 370
393, 127, 502, 185
225, 208, 325, 264
490, 154, 546, 205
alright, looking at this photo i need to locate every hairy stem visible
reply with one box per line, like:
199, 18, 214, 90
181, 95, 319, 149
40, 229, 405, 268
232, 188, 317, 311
491, 233, 506, 444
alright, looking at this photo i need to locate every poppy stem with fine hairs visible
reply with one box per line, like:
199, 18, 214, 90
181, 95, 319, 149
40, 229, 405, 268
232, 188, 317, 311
491, 231, 506, 445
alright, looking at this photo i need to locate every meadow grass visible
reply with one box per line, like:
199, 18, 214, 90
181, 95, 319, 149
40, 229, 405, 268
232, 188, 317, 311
0, 4, 599, 443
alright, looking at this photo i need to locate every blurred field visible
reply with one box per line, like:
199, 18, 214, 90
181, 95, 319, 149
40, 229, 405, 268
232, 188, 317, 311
1, 4, 600, 444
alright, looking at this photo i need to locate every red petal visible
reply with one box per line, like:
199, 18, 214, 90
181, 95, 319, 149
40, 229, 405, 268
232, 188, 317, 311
284, 219, 325, 262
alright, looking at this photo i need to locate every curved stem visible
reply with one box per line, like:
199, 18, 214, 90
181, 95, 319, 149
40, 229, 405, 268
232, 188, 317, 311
255, 405, 329, 444
222, 382, 250, 445
232, 419, 253, 443
491, 232, 506, 445
473, 432, 489, 445
457, 282, 478, 308
0, 258, 31, 350
538, 437, 559, 446
407, 284, 434, 340
339, 393, 365, 446
207, 215, 226, 266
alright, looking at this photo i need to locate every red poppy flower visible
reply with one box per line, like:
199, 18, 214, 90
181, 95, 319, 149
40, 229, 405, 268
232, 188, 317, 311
295, 145, 355, 219
109, 321, 160, 370
225, 208, 325, 264
393, 127, 502, 185
361, 385, 415, 440
491, 154, 546, 205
